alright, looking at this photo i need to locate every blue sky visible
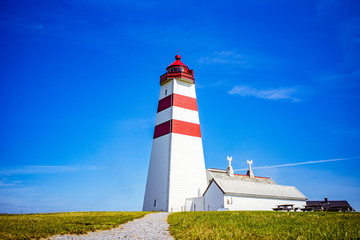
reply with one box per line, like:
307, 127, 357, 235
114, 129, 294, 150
1, 0, 359, 213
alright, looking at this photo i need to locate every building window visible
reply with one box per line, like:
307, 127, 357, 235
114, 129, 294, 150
165, 89, 167, 95
153, 200, 157, 207
227, 199, 230, 205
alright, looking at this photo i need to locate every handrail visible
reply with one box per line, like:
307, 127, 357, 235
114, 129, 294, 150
160, 71, 195, 85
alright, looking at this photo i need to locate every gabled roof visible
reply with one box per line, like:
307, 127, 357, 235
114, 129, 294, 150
204, 179, 307, 201
207, 168, 276, 184
205, 168, 307, 201
306, 200, 352, 209
214, 178, 307, 200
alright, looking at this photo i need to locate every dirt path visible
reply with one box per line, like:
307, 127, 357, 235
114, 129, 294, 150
49, 212, 173, 240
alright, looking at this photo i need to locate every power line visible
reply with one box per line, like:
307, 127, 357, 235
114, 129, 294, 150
233, 156, 360, 171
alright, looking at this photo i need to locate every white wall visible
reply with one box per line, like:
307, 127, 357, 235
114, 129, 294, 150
143, 80, 173, 211
155, 107, 171, 126
203, 181, 306, 211
142, 134, 171, 211
204, 182, 225, 211
172, 106, 199, 124
173, 79, 196, 98
168, 133, 207, 212
185, 197, 204, 211
224, 195, 306, 211
155, 106, 199, 126
159, 80, 173, 100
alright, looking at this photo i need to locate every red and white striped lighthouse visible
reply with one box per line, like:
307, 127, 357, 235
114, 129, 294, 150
143, 55, 207, 212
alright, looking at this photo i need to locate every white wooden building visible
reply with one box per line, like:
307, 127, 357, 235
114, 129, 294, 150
185, 159, 307, 211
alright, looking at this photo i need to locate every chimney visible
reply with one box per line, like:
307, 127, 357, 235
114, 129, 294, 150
324, 197, 328, 203
247, 160, 254, 178
227, 156, 234, 177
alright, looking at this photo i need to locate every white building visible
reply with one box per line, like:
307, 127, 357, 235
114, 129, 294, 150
142, 55, 207, 212
186, 159, 307, 211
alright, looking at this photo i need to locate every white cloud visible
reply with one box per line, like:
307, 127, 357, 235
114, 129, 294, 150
0, 165, 100, 176
198, 50, 279, 70
65, 0, 160, 8
0, 179, 23, 187
228, 85, 300, 102
0, 18, 45, 32
198, 51, 250, 66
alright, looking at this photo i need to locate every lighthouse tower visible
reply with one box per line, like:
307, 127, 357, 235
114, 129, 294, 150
143, 55, 207, 212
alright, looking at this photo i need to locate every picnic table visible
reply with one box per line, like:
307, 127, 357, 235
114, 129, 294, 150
300, 204, 324, 212
272, 204, 299, 212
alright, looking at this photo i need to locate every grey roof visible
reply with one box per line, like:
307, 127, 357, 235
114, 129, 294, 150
207, 168, 276, 184
307, 200, 352, 210
206, 169, 307, 201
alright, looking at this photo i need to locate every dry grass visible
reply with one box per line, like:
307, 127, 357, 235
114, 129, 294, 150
0, 211, 149, 240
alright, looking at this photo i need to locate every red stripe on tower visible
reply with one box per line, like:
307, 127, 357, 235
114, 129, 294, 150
153, 120, 171, 139
157, 95, 172, 112
157, 94, 197, 113
153, 119, 201, 139
172, 94, 198, 111
172, 119, 201, 138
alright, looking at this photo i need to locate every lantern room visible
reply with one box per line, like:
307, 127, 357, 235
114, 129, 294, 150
160, 55, 195, 85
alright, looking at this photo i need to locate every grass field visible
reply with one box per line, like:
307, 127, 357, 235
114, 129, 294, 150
0, 211, 148, 240
2, 211, 359, 240
168, 211, 360, 239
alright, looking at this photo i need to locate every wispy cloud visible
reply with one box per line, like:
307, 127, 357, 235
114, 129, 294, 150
0, 19, 45, 32
228, 85, 300, 102
199, 51, 249, 65
0, 165, 100, 176
66, 0, 160, 8
0, 179, 23, 187
198, 50, 279, 70
234, 157, 360, 171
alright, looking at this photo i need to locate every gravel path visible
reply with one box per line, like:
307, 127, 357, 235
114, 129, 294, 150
49, 212, 173, 240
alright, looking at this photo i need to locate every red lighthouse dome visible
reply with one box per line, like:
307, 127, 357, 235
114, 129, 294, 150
166, 55, 189, 72
160, 55, 195, 85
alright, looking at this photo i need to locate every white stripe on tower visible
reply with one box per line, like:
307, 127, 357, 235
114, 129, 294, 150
155, 107, 199, 126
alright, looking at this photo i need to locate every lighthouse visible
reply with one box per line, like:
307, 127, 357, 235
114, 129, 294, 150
143, 55, 207, 212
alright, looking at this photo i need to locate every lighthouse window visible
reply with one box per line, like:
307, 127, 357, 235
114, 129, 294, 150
165, 89, 167, 95
153, 200, 157, 207
167, 67, 184, 72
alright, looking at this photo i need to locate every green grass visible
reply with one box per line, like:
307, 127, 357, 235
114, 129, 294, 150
168, 211, 360, 239
0, 211, 149, 240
